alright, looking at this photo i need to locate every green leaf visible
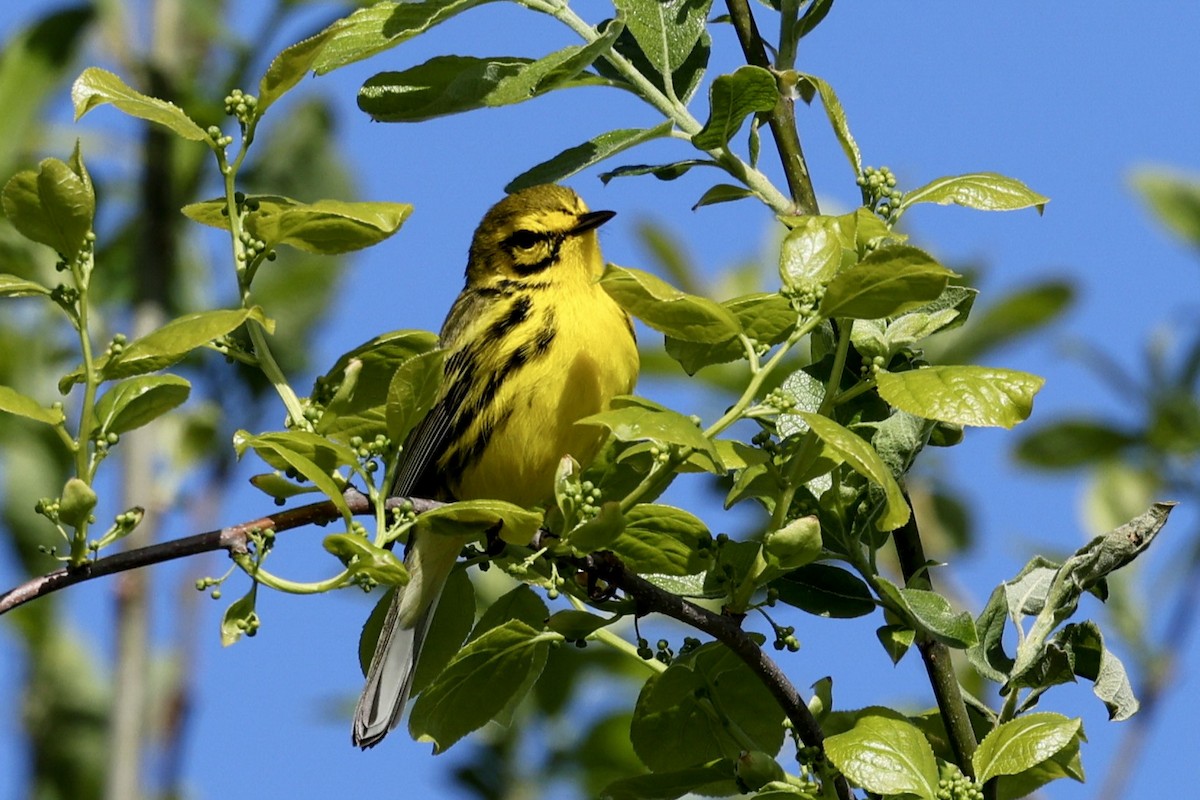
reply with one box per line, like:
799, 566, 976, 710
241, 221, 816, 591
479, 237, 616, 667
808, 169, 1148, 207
233, 429, 351, 519
899, 588, 978, 649
506, 123, 673, 192
565, 501, 625, 553
182, 196, 411, 255
900, 172, 1049, 215
631, 642, 785, 771
824, 710, 939, 800
58, 477, 97, 528
691, 66, 778, 151
1056, 621, 1138, 721
1014, 419, 1136, 469
876, 366, 1045, 429
310, 0, 499, 75
600, 760, 736, 800
386, 349, 445, 445
938, 281, 1072, 364
0, 274, 51, 297
762, 516, 821, 572
545, 609, 615, 641
600, 264, 740, 344
691, 183, 755, 210
1133, 169, 1200, 247
358, 46, 610, 123
469, 584, 548, 643
358, 588, 394, 677
796, 412, 909, 530
0, 385, 65, 427
315, 330, 439, 444
323, 533, 409, 587
411, 568, 476, 694
93, 375, 190, 435
594, 23, 710, 105
665, 292, 796, 375
71, 67, 207, 141
779, 214, 848, 288
577, 397, 721, 467
773, 564, 876, 618
608, 503, 712, 576
968, 585, 1014, 683
220, 589, 259, 647
258, 28, 336, 114
994, 733, 1085, 800
818, 245, 954, 320
2, 157, 94, 260
875, 624, 915, 664
415, 499, 543, 547
973, 712, 1081, 784
797, 73, 861, 177
248, 472, 318, 502
613, 0, 713, 78
101, 307, 273, 382
408, 619, 554, 753
600, 159, 716, 184
1008, 504, 1172, 686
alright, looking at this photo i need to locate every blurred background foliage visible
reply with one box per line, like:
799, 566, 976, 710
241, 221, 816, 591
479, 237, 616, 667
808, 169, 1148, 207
0, 3, 1197, 800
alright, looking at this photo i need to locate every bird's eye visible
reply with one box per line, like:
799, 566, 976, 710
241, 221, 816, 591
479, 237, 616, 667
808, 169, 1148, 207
505, 230, 544, 251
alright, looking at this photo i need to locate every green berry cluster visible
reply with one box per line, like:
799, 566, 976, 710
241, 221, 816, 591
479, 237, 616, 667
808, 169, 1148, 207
781, 280, 824, 316
206, 124, 234, 149
858, 165, 903, 221
860, 353, 887, 378
937, 763, 983, 800
636, 637, 677, 665
236, 229, 274, 264
761, 388, 798, 414
771, 623, 800, 652
104, 332, 128, 360
349, 434, 392, 474
50, 282, 80, 310
195, 575, 226, 600
33, 496, 61, 523
223, 89, 258, 126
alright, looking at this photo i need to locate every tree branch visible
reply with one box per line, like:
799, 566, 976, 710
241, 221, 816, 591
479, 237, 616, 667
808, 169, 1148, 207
3, 492, 846, 797
893, 492, 979, 779
724, 0, 820, 215
582, 551, 852, 800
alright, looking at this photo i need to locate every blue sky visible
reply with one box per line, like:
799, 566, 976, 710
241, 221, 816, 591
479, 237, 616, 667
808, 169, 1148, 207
2, 2, 1199, 798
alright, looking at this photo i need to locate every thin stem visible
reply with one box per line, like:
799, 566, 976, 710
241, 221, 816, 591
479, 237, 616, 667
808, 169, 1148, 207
68, 248, 98, 565
568, 594, 665, 673
519, 0, 793, 213
893, 493, 978, 777
724, 0, 820, 214
213, 138, 307, 428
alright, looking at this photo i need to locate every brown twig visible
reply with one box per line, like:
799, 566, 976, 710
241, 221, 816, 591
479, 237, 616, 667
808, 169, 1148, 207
583, 552, 852, 800
893, 492, 979, 779
2, 491, 845, 797
724, 0, 820, 215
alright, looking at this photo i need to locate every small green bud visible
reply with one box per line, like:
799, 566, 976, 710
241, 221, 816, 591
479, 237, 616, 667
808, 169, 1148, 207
735, 751, 786, 792
58, 478, 98, 528
764, 516, 821, 571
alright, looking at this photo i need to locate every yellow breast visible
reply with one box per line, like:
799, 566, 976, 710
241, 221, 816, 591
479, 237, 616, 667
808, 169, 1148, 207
450, 274, 638, 508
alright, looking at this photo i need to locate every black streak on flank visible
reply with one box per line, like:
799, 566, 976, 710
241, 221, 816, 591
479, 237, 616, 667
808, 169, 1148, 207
483, 295, 532, 348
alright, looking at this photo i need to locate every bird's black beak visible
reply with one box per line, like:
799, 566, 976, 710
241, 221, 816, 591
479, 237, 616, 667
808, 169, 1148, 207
571, 209, 616, 235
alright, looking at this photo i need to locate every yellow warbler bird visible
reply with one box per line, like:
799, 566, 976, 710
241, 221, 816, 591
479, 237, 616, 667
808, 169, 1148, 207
352, 184, 639, 748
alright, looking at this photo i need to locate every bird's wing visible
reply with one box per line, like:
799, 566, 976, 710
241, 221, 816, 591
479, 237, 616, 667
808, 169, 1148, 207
389, 286, 488, 499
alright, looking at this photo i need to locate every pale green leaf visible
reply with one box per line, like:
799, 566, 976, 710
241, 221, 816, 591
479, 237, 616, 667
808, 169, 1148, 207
824, 711, 939, 800
796, 412, 909, 530
506, 123, 673, 192
973, 713, 1081, 784
691, 66, 778, 151
600, 264, 740, 343
876, 366, 1045, 429
900, 172, 1049, 214
72, 66, 207, 141
0, 385, 65, 426
819, 246, 954, 320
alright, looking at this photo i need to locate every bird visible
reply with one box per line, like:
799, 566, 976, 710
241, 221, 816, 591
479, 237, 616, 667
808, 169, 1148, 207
352, 184, 639, 748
